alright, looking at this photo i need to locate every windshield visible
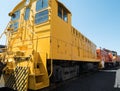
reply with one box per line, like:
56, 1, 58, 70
11, 10, 20, 21
10, 10, 20, 32
24, 7, 30, 20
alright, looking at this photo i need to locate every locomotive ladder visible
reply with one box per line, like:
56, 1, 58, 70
5, 66, 29, 91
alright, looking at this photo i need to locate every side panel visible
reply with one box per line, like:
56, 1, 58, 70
50, 0, 72, 60
50, 0, 98, 62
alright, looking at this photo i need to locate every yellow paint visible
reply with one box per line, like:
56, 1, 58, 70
1, 0, 100, 90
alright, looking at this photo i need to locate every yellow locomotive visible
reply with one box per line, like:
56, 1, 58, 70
0, 0, 100, 90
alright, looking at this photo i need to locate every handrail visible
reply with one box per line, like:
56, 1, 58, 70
49, 36, 53, 78
48, 59, 53, 78
0, 21, 11, 39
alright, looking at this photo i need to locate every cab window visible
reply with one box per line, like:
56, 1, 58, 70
11, 10, 20, 32
11, 10, 20, 21
13, 22, 19, 32
24, 7, 30, 20
35, 10, 48, 24
58, 6, 62, 18
10, 22, 19, 32
63, 10, 68, 22
58, 5, 68, 22
36, 0, 48, 11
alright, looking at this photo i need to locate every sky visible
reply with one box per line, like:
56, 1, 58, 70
0, 0, 120, 54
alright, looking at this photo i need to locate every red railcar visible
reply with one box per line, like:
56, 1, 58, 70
117, 55, 120, 61
116, 55, 120, 66
96, 48, 117, 68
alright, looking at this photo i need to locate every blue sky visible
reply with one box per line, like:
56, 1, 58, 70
0, 0, 120, 54
61, 0, 120, 54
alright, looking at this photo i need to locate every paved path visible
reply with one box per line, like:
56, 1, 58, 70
1, 69, 120, 91
51, 70, 120, 91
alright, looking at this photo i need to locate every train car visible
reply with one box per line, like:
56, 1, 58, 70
104, 49, 117, 67
96, 48, 109, 68
116, 55, 120, 66
96, 48, 117, 68
0, 0, 100, 90
117, 55, 120, 62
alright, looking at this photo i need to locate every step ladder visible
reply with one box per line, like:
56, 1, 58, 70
5, 66, 29, 91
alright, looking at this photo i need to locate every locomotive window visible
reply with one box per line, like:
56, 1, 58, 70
24, 7, 30, 20
14, 22, 19, 32
112, 53, 116, 56
36, 0, 48, 12
11, 10, 20, 21
35, 10, 48, 24
58, 5, 68, 22
10, 22, 19, 32
63, 10, 68, 22
58, 6, 62, 18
